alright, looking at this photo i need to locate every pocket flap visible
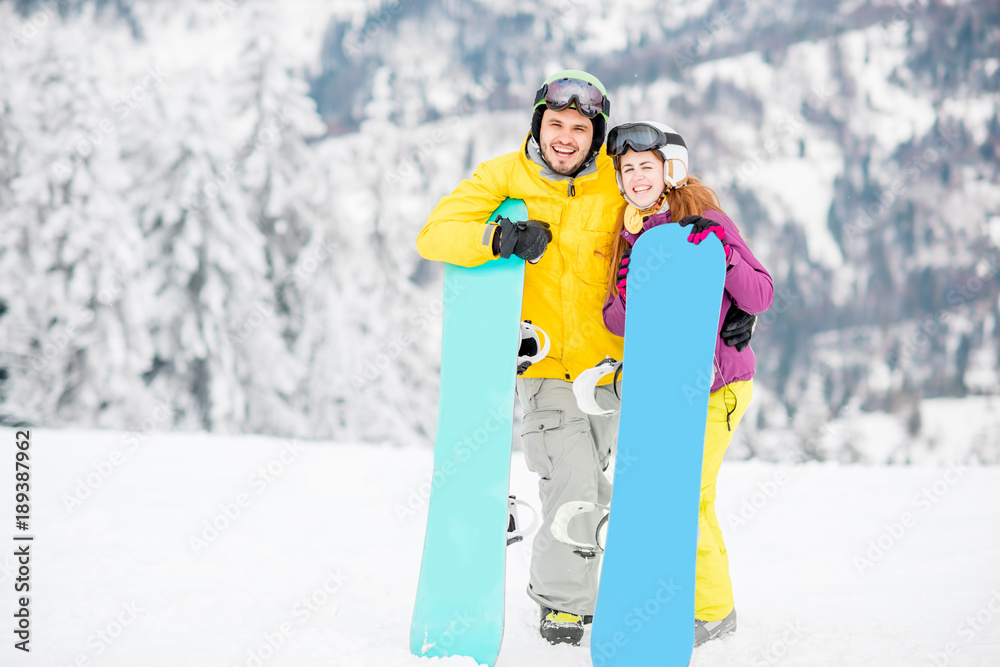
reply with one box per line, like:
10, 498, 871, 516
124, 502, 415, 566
523, 409, 563, 433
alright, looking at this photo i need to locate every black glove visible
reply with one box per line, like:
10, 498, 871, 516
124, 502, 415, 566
492, 217, 552, 263
720, 303, 756, 351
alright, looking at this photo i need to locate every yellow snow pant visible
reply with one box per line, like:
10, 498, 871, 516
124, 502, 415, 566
696, 379, 753, 622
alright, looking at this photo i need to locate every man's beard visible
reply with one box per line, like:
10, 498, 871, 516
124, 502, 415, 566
541, 141, 589, 176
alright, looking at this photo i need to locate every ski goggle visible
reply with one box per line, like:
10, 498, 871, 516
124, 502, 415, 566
607, 123, 685, 156
534, 77, 610, 119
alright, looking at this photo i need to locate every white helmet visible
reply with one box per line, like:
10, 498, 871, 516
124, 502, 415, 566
607, 121, 689, 208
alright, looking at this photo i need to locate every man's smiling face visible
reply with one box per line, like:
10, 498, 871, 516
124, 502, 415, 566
538, 107, 594, 176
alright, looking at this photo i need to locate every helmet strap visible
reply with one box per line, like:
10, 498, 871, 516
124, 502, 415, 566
637, 189, 669, 217
623, 190, 670, 234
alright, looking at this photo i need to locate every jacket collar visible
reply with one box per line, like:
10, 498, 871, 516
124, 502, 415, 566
524, 135, 599, 184
623, 193, 670, 234
621, 209, 672, 246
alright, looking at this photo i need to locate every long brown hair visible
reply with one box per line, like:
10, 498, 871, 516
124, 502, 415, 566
604, 175, 727, 301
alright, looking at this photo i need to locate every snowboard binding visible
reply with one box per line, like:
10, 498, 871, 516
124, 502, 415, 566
506, 495, 538, 546
571, 356, 623, 415
550, 500, 610, 559
517, 320, 550, 375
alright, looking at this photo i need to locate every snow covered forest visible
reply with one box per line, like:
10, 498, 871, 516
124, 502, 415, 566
1, 0, 998, 464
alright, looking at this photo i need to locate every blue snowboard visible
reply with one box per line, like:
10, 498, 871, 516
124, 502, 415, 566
591, 223, 725, 667
409, 199, 527, 666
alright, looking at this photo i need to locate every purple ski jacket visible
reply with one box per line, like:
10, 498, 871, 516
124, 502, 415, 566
602, 208, 773, 394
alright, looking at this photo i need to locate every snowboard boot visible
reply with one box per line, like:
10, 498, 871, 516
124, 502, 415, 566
694, 608, 737, 646
540, 607, 585, 646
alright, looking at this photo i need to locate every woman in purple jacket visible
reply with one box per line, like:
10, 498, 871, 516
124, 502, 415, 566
601, 121, 774, 646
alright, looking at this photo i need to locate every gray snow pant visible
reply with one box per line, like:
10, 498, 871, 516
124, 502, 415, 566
516, 377, 621, 616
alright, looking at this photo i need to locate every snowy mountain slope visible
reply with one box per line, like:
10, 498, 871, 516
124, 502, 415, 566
313, 0, 1000, 460
3, 428, 998, 666
1, 0, 998, 465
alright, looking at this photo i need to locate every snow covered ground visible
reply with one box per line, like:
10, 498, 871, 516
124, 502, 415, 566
1, 428, 998, 666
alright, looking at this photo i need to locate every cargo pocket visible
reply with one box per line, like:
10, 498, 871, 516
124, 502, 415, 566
521, 409, 563, 480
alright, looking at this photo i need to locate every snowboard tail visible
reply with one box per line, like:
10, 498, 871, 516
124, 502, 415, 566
591, 223, 725, 666
409, 199, 528, 666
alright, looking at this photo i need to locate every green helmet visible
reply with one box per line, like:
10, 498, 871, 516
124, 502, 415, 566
533, 70, 610, 121
531, 70, 610, 160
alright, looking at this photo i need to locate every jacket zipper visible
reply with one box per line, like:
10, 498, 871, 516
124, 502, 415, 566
568, 180, 575, 197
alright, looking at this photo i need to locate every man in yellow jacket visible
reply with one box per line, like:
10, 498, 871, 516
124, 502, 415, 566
417, 70, 623, 646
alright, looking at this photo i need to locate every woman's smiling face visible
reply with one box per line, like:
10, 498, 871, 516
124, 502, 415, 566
618, 149, 665, 209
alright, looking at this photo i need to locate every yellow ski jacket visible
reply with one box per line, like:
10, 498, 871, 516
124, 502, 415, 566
417, 135, 625, 383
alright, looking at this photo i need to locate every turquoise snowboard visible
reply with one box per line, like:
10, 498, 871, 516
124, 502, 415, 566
409, 199, 527, 666
591, 223, 725, 667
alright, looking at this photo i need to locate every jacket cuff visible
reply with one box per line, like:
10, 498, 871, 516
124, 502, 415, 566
479, 223, 499, 259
